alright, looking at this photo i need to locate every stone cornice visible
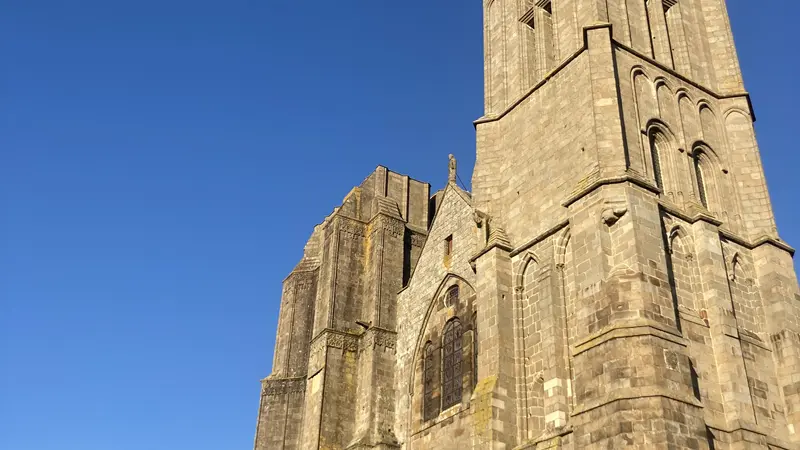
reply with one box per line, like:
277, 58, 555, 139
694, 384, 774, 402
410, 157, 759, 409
307, 327, 396, 376
661, 202, 795, 256
572, 319, 687, 357
508, 219, 570, 258
309, 328, 361, 351
359, 327, 397, 352
561, 170, 660, 207
571, 388, 703, 417
705, 421, 797, 450
721, 230, 795, 256
468, 240, 513, 266
260, 376, 306, 397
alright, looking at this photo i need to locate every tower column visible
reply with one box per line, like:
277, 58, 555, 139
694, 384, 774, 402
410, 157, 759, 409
752, 243, 800, 444
567, 183, 707, 449
691, 220, 758, 434
473, 243, 518, 448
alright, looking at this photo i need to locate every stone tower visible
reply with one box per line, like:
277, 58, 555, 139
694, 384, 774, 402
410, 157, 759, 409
254, 1, 800, 449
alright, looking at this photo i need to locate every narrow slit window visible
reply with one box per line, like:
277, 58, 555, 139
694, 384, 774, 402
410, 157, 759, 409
694, 154, 708, 208
649, 131, 664, 190
444, 235, 453, 257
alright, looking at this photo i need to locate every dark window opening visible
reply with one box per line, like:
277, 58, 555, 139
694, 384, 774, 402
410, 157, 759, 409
446, 285, 459, 307
694, 154, 708, 208
423, 343, 439, 421
442, 319, 463, 410
649, 131, 664, 189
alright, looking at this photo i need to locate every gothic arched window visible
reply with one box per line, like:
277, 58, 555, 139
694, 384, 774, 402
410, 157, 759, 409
442, 319, 463, 410
694, 154, 708, 208
649, 130, 664, 190
423, 342, 438, 421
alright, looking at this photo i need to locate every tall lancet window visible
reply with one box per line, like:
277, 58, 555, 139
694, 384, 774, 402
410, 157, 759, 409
694, 152, 709, 208
649, 130, 665, 190
423, 343, 439, 421
441, 319, 463, 410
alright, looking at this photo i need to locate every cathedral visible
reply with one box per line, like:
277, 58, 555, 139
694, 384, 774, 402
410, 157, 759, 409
253, 1, 800, 448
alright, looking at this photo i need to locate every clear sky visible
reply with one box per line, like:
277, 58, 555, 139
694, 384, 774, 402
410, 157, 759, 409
2, 1, 798, 449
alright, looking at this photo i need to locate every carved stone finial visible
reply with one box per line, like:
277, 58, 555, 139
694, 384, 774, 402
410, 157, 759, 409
448, 154, 457, 184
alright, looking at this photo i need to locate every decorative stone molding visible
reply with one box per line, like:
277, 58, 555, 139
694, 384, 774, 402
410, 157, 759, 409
325, 330, 360, 351
292, 273, 315, 292
572, 318, 687, 357
339, 216, 367, 240
261, 376, 306, 396
307, 328, 361, 375
370, 215, 405, 239
308, 338, 326, 376
487, 226, 512, 249
360, 327, 397, 352
600, 198, 628, 226
409, 231, 426, 248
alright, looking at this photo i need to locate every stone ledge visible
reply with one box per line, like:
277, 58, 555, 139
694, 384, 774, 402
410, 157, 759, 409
508, 219, 570, 258
468, 239, 513, 265
359, 327, 397, 352
308, 328, 361, 375
572, 389, 703, 417
260, 376, 306, 397
572, 319, 686, 357
706, 420, 799, 450
723, 328, 772, 352
659, 200, 723, 227
474, 43, 587, 127
513, 426, 574, 450
679, 307, 709, 328
561, 171, 659, 208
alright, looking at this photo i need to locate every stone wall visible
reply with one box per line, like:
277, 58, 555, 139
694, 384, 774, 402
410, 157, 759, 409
254, 0, 800, 448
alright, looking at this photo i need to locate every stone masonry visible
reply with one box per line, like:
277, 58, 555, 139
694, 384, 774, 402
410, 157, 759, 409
254, 1, 800, 448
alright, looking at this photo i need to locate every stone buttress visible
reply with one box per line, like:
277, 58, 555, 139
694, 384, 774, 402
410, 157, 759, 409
255, 167, 430, 449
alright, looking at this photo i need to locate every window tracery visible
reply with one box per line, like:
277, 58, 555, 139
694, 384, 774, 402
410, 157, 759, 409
423, 342, 438, 421
442, 319, 463, 410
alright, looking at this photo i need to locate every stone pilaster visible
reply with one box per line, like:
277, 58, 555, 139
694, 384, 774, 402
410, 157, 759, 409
473, 244, 518, 449
752, 242, 800, 444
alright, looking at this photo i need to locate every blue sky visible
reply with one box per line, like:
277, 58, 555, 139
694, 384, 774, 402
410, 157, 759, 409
1, 1, 797, 449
